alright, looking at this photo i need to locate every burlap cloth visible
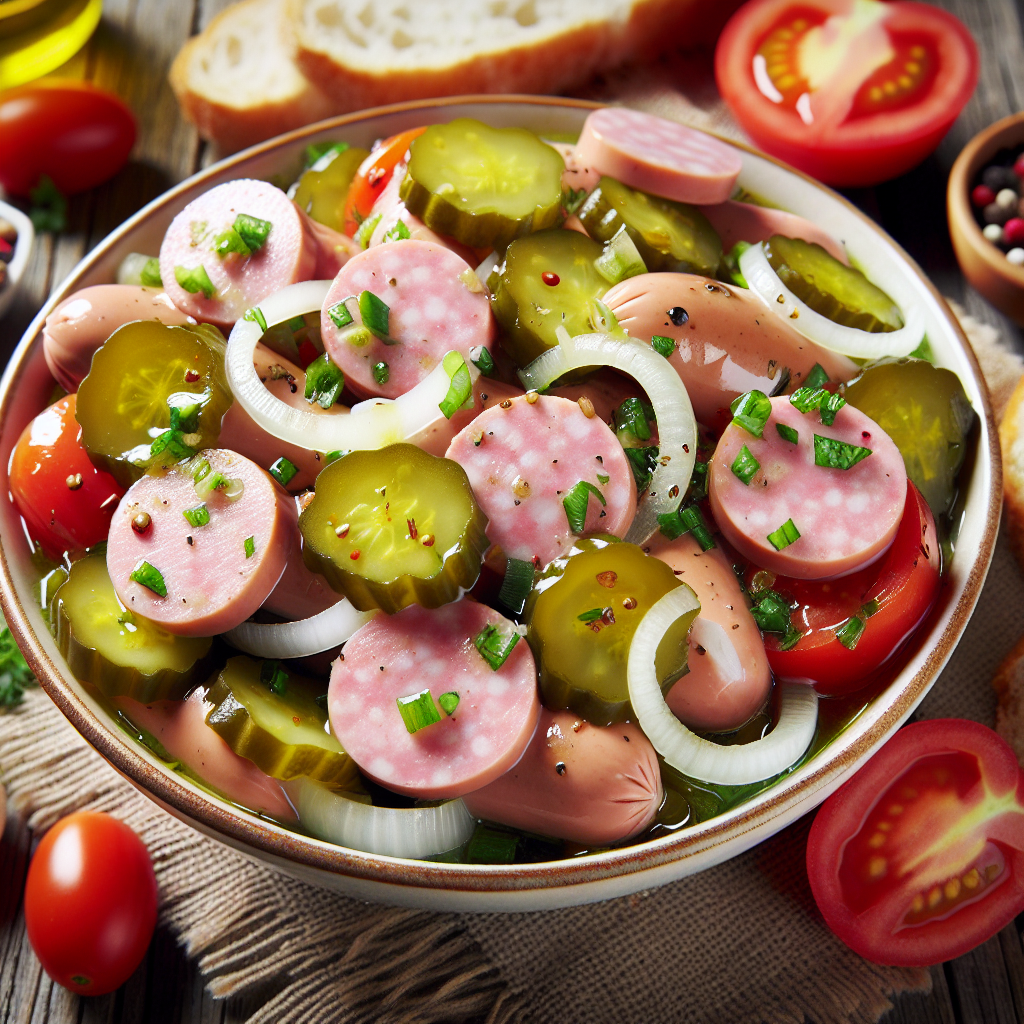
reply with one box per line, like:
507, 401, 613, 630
2, 58, 1023, 1024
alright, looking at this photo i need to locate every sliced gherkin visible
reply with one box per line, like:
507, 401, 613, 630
764, 235, 904, 333
205, 655, 363, 790
290, 145, 370, 232
51, 553, 213, 702
399, 119, 565, 249
578, 176, 722, 277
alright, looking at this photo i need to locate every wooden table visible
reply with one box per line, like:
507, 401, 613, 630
0, 0, 1022, 1021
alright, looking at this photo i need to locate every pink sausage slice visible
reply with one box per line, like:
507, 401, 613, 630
547, 141, 601, 197
263, 504, 341, 620
605, 273, 856, 432
709, 396, 907, 580
303, 214, 360, 280
699, 200, 849, 264
159, 179, 317, 327
445, 394, 636, 566
548, 369, 650, 433
328, 600, 539, 800
107, 450, 291, 636
575, 108, 743, 206
650, 533, 771, 732
407, 377, 524, 457
463, 708, 662, 846
321, 238, 496, 400
43, 285, 194, 392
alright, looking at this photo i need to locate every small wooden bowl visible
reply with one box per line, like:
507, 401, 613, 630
949, 111, 1024, 324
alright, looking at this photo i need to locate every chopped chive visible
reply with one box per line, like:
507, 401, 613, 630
288, 316, 305, 333
861, 598, 880, 618
140, 257, 163, 288
651, 335, 676, 358
305, 140, 348, 168
624, 445, 659, 492
174, 264, 215, 299
129, 560, 167, 598
354, 212, 382, 249
168, 400, 201, 434
260, 659, 289, 695
327, 300, 353, 329
562, 186, 587, 215
805, 363, 829, 389
731, 444, 760, 485
473, 623, 521, 671
767, 518, 801, 551
577, 608, 604, 623
498, 557, 535, 616
909, 336, 934, 362
372, 361, 390, 386
243, 306, 268, 332
438, 691, 460, 716
383, 219, 411, 243
470, 345, 496, 377
359, 290, 391, 340
396, 689, 442, 733
269, 456, 298, 487
304, 352, 345, 408
213, 226, 251, 258
233, 214, 272, 252
244, 536, 255, 559
593, 226, 646, 285
149, 429, 194, 460
749, 589, 792, 634
813, 434, 872, 470
182, 504, 210, 528
562, 480, 606, 534
465, 823, 519, 864
722, 240, 752, 288
680, 505, 715, 550
439, 351, 473, 419
597, 472, 610, 485
835, 615, 866, 650
779, 627, 804, 651
776, 422, 799, 445
730, 389, 772, 438
614, 397, 652, 442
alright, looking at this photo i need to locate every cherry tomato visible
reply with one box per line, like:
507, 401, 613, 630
341, 127, 427, 237
714, 0, 978, 186
24, 811, 158, 995
807, 719, 1024, 966
0, 81, 136, 197
8, 394, 124, 560
754, 481, 941, 696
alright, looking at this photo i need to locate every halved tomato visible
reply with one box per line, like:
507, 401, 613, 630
341, 127, 427, 237
715, 0, 978, 186
807, 719, 1024, 966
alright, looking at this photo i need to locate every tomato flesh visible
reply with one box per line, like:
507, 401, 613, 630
341, 126, 427, 237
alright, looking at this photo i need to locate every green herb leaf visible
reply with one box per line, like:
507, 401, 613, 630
805, 363, 829, 389
577, 608, 604, 623
438, 691, 460, 716
149, 429, 195, 461
383, 219, 411, 243
260, 659, 289, 695
233, 214, 272, 252
562, 186, 587, 215
372, 361, 390, 386
776, 422, 799, 445
835, 616, 865, 650
722, 240, 751, 289
813, 434, 872, 470
767, 518, 801, 551
730, 389, 772, 438
614, 397, 652, 442
498, 558, 535, 616
790, 386, 846, 426
909, 336, 934, 362
182, 504, 210, 528
213, 226, 252, 258
305, 140, 348, 168
29, 175, 67, 234
439, 351, 473, 419
562, 480, 606, 534
269, 456, 298, 487
359, 290, 391, 341
473, 623, 521, 671
624, 445, 659, 492
174, 264, 216, 299
779, 627, 804, 651
304, 352, 345, 408
244, 536, 255, 559
651, 335, 676, 358
129, 560, 167, 598
731, 444, 760, 485
658, 504, 715, 549
244, 306, 268, 332
749, 589, 792, 634
471, 345, 496, 377
140, 257, 163, 289
687, 459, 709, 503
327, 300, 353, 329
0, 624, 36, 709
861, 598, 880, 618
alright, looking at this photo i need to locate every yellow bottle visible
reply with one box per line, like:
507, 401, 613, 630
0, 0, 102, 90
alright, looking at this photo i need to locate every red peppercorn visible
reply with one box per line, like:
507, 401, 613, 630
541, 271, 560, 286
1014, 155, 1024, 180
1004, 217, 1024, 247
972, 184, 997, 208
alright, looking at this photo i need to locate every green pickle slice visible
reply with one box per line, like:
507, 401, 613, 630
205, 655, 363, 790
490, 230, 609, 367
299, 443, 488, 613
578, 176, 722, 277
399, 118, 565, 249
764, 235, 904, 333
76, 320, 233, 487
525, 537, 697, 726
51, 553, 213, 702
291, 144, 370, 232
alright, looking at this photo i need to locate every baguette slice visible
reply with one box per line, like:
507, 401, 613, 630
171, 0, 336, 153
287, 0, 737, 110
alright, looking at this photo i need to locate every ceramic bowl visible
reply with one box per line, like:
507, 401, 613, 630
0, 97, 1001, 912
948, 111, 1024, 324
0, 199, 34, 322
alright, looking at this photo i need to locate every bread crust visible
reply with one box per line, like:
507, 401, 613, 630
993, 634, 1024, 766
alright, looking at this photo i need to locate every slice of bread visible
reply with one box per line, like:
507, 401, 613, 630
286, 0, 737, 110
993, 636, 1024, 766
170, 0, 336, 153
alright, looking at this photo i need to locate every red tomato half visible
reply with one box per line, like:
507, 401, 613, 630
8, 394, 124, 560
715, 0, 978, 186
807, 719, 1024, 966
25, 811, 158, 995
342, 126, 427, 237
0, 81, 136, 197
756, 481, 941, 696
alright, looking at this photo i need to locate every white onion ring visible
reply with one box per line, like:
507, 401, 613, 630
223, 600, 375, 659
225, 281, 478, 451
627, 588, 818, 785
288, 777, 475, 858
738, 242, 925, 360
519, 329, 697, 546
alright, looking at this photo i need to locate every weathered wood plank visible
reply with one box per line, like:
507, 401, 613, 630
878, 965, 957, 1024
947, 930, 1021, 1024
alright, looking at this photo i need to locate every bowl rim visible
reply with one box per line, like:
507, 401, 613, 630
0, 94, 1002, 896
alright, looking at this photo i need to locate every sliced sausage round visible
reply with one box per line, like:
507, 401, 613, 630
462, 708, 663, 846
303, 214, 359, 280
575, 108, 743, 206
698, 201, 849, 264
407, 377, 524, 457
107, 449, 291, 636
321, 238, 496, 400
263, 502, 341, 621
159, 179, 317, 327
547, 140, 601, 197
445, 394, 637, 566
328, 600, 540, 800
709, 396, 907, 580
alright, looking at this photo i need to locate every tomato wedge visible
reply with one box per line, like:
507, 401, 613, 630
714, 0, 978, 186
341, 127, 427, 237
807, 719, 1024, 966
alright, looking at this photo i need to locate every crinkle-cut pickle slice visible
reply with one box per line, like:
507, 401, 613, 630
299, 443, 488, 613
525, 536, 695, 727
51, 552, 212, 702
399, 118, 565, 249
490, 229, 608, 368
764, 235, 904, 333
578, 175, 722, 277
205, 655, 364, 791
291, 145, 370, 233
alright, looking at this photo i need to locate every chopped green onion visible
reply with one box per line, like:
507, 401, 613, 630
288, 316, 305, 332
562, 186, 587, 216
359, 290, 391, 341
269, 457, 298, 487
260, 659, 289, 695
805, 363, 829, 389
767, 518, 800, 551
813, 434, 872, 471
624, 445, 659, 492
372, 361, 389, 386
182, 504, 210, 528
577, 608, 604, 623
614, 397, 652, 442
597, 473, 610, 485
776, 423, 799, 445
909, 336, 934, 362
194, 467, 244, 502
465, 823, 519, 864
473, 623, 521, 671
168, 400, 201, 434
129, 560, 167, 598
213, 226, 251, 258
233, 214, 272, 252
730, 389, 772, 438
244, 536, 255, 559
396, 688, 442, 733
354, 212, 382, 249
383, 219, 411, 243
835, 616, 865, 650
327, 300, 353, 329
562, 480, 606, 534
731, 444, 760, 485
687, 459, 709, 503
779, 627, 804, 651
149, 429, 194, 460
651, 335, 676, 358
470, 345, 496, 377
304, 352, 345, 408
174, 265, 215, 299
323, 449, 347, 464
862, 598, 880, 618
680, 505, 715, 550
439, 351, 473, 419
589, 298, 619, 334
305, 140, 348, 168
790, 386, 846, 426
498, 557, 535, 616
438, 691, 460, 716
140, 257, 162, 288
594, 225, 647, 284
749, 589, 792, 634
722, 240, 752, 288
243, 306, 268, 332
